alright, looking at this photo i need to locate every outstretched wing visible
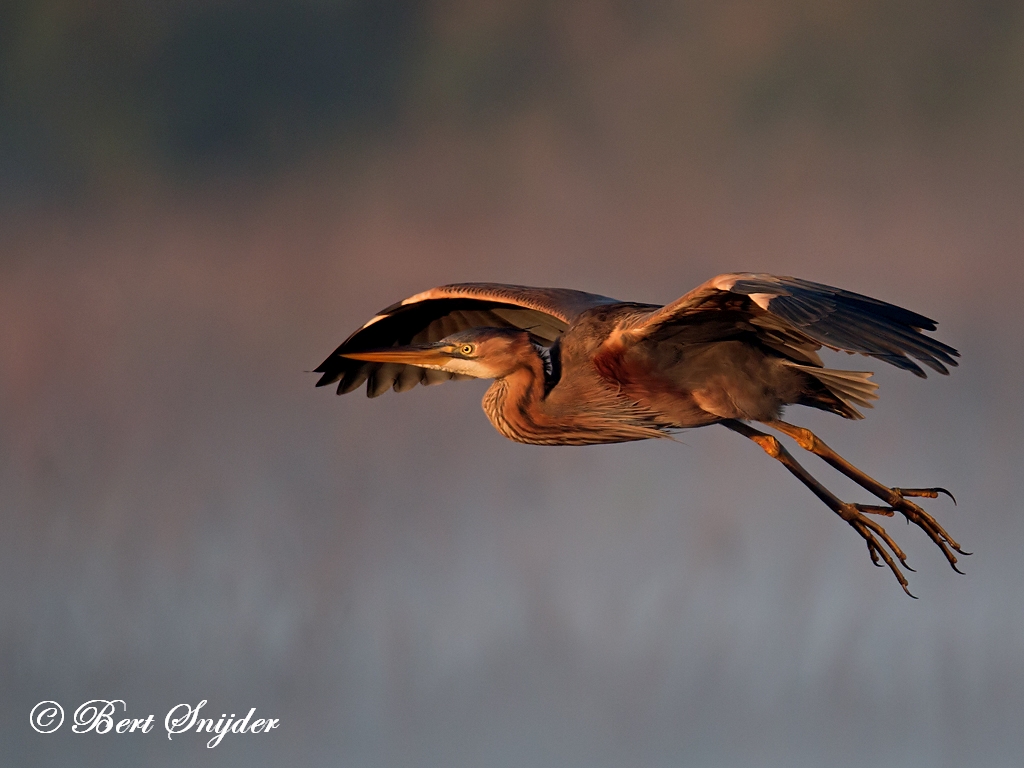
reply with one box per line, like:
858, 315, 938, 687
315, 283, 620, 397
620, 273, 959, 377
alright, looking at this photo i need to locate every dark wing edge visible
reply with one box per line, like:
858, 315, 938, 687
622, 273, 960, 377
314, 282, 620, 397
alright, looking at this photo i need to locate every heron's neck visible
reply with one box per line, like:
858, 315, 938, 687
480, 345, 671, 446
481, 354, 563, 445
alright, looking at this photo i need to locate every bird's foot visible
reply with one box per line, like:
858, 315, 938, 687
881, 488, 969, 574
836, 502, 916, 597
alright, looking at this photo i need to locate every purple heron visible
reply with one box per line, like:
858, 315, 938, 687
314, 273, 964, 595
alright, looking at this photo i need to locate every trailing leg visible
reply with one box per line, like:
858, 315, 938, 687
763, 419, 967, 573
721, 419, 916, 596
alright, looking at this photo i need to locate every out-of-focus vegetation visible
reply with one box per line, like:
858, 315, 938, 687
0, 0, 427, 194
1, 0, 1022, 200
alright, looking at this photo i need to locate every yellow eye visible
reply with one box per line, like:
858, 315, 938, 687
460, 344, 475, 356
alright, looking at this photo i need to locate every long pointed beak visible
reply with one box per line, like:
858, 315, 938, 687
340, 344, 453, 367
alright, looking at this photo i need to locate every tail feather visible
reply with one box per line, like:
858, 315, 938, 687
785, 362, 879, 419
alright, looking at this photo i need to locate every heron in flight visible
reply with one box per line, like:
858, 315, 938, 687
314, 273, 964, 595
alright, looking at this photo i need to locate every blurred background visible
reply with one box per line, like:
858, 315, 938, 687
2, 1, 1023, 765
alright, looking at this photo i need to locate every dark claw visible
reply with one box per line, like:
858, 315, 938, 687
894, 486, 957, 505
867, 542, 882, 566
951, 562, 965, 575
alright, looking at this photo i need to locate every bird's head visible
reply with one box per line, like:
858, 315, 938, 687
340, 328, 539, 380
